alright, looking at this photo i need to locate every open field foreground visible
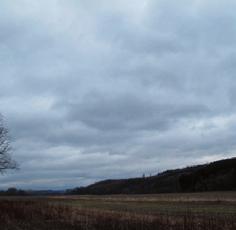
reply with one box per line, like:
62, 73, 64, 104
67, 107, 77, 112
0, 192, 236, 230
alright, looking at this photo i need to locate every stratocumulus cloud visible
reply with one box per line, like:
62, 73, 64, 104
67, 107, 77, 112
0, 0, 236, 189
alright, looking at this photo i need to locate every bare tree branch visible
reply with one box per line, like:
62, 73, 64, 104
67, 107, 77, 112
0, 114, 18, 173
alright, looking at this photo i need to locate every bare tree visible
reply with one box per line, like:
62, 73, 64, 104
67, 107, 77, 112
0, 115, 17, 173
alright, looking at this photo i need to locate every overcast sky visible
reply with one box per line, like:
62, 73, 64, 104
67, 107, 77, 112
0, 0, 236, 190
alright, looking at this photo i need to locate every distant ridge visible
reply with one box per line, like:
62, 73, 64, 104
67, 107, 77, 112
68, 157, 236, 195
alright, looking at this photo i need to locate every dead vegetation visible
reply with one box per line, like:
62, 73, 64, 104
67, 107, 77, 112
0, 199, 236, 230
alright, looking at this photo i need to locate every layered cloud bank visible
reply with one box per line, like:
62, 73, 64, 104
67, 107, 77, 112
0, 0, 236, 189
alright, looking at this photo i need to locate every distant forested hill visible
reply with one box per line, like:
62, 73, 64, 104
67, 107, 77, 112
68, 157, 236, 195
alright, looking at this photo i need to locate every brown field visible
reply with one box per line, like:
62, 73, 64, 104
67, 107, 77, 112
0, 192, 236, 230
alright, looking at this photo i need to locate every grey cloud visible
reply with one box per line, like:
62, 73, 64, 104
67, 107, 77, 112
0, 0, 236, 189
65, 93, 208, 132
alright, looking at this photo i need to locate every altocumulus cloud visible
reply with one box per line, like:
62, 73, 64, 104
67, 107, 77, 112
0, 0, 236, 189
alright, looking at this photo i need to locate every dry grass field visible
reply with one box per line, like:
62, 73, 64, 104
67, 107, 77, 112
0, 192, 236, 230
